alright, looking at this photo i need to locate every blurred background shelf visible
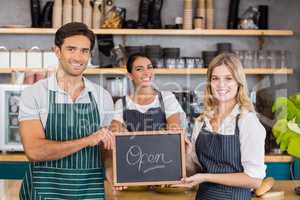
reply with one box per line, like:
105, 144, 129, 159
0, 28, 293, 36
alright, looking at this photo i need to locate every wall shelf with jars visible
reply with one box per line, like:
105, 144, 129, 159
0, 28, 293, 36
0, 67, 294, 75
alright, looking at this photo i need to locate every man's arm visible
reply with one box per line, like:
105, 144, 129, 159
20, 119, 113, 162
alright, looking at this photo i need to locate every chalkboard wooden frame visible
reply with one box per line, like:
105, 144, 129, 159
112, 130, 186, 186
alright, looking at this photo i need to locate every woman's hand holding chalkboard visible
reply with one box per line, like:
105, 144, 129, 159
87, 128, 114, 150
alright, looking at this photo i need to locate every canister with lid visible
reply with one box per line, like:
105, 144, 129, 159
10, 49, 27, 68
43, 50, 58, 69
0, 46, 10, 68
27, 46, 42, 68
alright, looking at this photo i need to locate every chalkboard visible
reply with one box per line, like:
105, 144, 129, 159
113, 130, 186, 186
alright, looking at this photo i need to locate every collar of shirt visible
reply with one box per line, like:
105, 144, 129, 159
203, 104, 241, 135
46, 74, 97, 104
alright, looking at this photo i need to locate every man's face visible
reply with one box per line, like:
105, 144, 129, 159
54, 35, 91, 77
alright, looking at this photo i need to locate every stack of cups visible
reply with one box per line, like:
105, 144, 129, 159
183, 0, 193, 29
206, 0, 214, 29
195, 0, 205, 29
194, 17, 204, 29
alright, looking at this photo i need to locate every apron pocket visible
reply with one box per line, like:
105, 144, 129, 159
32, 166, 105, 200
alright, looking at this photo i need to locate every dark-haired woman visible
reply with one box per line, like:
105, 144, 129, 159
111, 53, 185, 132
105, 53, 186, 190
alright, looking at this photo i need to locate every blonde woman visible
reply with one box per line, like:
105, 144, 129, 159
182, 53, 266, 200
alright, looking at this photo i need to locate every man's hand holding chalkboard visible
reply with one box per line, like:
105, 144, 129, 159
179, 174, 207, 188
86, 128, 114, 150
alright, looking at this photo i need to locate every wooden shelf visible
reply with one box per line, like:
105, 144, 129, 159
0, 28, 294, 36
0, 67, 294, 75
0, 153, 293, 162
0, 153, 27, 162
265, 154, 294, 163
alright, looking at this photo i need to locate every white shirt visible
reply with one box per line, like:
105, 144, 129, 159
190, 105, 266, 179
18, 74, 114, 128
113, 91, 185, 124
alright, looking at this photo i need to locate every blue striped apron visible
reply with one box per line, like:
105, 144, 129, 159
122, 91, 167, 131
195, 115, 251, 200
20, 90, 105, 200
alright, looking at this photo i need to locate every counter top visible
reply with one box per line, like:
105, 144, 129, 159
1, 180, 299, 200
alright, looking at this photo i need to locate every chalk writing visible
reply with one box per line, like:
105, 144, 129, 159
126, 145, 173, 173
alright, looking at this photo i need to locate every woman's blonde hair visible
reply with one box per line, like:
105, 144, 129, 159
202, 53, 254, 118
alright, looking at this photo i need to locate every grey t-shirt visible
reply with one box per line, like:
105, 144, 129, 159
18, 74, 114, 128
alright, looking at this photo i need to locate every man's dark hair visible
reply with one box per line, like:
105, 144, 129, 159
126, 53, 152, 73
55, 22, 95, 50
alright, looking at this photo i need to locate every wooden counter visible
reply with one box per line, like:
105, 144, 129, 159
1, 180, 299, 200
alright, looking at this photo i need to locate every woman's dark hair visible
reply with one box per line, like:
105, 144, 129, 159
126, 53, 152, 73
55, 22, 95, 50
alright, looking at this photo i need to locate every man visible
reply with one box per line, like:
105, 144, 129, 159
18, 22, 114, 199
